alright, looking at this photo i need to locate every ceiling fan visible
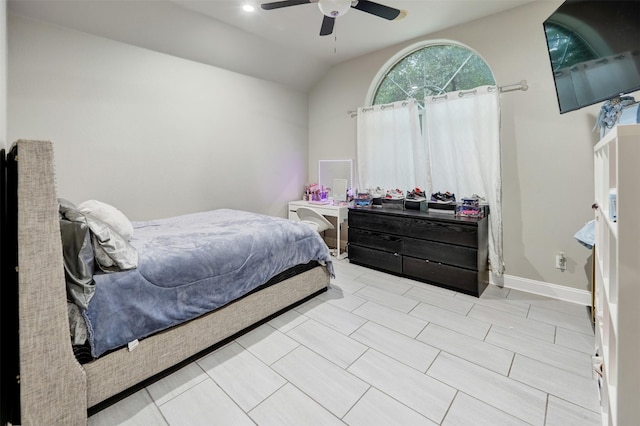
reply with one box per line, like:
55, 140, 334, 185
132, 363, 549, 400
261, 0, 403, 36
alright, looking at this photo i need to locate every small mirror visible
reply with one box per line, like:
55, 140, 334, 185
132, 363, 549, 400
332, 178, 348, 202
318, 159, 353, 199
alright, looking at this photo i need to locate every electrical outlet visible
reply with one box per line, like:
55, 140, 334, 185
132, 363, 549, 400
555, 252, 566, 271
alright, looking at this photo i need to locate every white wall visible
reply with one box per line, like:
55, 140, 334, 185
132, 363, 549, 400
7, 15, 308, 220
309, 0, 639, 293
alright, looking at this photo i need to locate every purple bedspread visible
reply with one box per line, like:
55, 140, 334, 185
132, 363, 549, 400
83, 209, 333, 358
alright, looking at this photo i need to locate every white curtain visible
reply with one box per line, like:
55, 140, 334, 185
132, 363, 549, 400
424, 86, 503, 275
356, 99, 427, 192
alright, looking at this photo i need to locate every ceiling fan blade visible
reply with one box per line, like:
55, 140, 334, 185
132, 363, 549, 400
352, 0, 401, 20
320, 15, 335, 36
261, 0, 312, 11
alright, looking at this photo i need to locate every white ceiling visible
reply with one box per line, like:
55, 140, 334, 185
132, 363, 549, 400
8, 0, 536, 91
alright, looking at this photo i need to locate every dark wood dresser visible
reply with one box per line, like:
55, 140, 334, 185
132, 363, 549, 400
348, 208, 489, 297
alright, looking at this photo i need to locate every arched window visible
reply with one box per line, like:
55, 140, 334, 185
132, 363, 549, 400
370, 42, 495, 108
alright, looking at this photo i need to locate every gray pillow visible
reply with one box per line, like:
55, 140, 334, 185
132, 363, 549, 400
59, 199, 96, 309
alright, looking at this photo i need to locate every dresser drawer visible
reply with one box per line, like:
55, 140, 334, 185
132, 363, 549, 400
403, 237, 478, 270
349, 210, 405, 235
403, 256, 479, 296
349, 228, 402, 253
402, 217, 478, 248
349, 244, 402, 275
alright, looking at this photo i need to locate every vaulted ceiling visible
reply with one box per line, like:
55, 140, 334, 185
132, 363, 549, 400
8, 0, 537, 91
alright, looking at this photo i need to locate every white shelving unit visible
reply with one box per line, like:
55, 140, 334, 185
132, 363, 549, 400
593, 123, 640, 426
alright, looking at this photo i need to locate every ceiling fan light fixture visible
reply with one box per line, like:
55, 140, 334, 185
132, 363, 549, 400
318, 0, 352, 18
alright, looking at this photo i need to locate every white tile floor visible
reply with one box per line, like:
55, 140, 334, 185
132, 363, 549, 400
88, 259, 602, 426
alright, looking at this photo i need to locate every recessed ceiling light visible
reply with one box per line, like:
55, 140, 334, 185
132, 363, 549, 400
242, 4, 255, 12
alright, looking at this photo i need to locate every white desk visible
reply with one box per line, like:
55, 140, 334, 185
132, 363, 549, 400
288, 200, 349, 259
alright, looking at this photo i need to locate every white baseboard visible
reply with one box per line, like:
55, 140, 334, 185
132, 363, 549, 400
490, 274, 592, 306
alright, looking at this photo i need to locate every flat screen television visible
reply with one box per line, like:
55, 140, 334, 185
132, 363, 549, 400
543, 0, 640, 114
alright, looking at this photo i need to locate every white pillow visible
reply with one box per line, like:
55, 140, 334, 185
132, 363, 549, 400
78, 200, 134, 241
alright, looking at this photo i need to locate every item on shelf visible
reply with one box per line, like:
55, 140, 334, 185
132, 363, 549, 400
385, 188, 404, 200
382, 198, 404, 210
404, 198, 427, 211
346, 187, 356, 203
619, 102, 640, 126
303, 184, 311, 201
369, 187, 385, 198
406, 187, 427, 200
594, 95, 636, 138
305, 183, 319, 201
382, 188, 404, 209
319, 186, 329, 201
304, 183, 329, 202
368, 187, 384, 206
354, 192, 372, 208
430, 191, 456, 203
466, 193, 486, 203
465, 195, 490, 216
455, 202, 484, 218
381, 198, 404, 210
609, 188, 617, 222
428, 202, 456, 213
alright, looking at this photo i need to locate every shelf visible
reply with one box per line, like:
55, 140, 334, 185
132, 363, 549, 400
602, 213, 618, 240
602, 287, 618, 333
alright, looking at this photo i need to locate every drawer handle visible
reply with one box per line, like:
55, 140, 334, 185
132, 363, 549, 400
394, 253, 400, 257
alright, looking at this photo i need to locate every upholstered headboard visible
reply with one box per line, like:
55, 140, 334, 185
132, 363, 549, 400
9, 140, 87, 424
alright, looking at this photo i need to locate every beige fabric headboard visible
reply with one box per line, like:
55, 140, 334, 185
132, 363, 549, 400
15, 140, 87, 425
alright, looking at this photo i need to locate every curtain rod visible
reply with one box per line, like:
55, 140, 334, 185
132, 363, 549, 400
347, 80, 528, 116
499, 80, 528, 93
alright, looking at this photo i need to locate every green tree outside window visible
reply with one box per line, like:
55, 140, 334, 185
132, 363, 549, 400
373, 44, 495, 108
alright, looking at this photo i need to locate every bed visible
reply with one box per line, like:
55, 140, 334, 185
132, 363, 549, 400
0, 140, 333, 425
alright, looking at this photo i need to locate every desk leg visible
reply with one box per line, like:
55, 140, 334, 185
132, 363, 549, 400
334, 220, 348, 260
